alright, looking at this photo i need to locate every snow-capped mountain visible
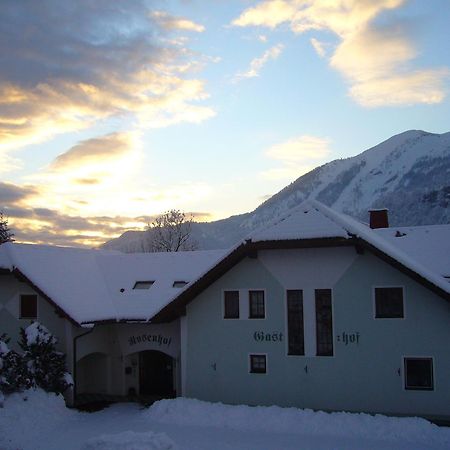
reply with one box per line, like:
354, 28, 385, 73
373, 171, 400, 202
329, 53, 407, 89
101, 130, 450, 252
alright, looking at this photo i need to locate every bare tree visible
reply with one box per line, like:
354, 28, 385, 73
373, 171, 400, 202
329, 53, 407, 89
146, 209, 197, 252
0, 211, 14, 245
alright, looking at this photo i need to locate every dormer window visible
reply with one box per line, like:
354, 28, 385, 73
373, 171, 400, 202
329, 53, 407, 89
173, 280, 188, 288
133, 281, 154, 290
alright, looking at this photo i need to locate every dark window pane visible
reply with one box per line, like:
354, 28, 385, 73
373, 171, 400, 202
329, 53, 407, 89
249, 290, 265, 318
20, 294, 37, 319
375, 287, 404, 318
287, 290, 304, 355
315, 289, 333, 356
404, 358, 434, 390
224, 291, 239, 319
250, 354, 266, 373
133, 281, 154, 289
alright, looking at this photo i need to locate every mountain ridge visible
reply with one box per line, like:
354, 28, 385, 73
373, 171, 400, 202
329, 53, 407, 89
101, 130, 450, 252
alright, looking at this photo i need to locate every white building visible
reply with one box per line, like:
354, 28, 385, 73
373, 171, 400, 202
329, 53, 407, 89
1, 201, 449, 422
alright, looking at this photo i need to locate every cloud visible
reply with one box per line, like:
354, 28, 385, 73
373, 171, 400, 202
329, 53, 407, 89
0, 182, 40, 206
232, 0, 297, 29
330, 25, 450, 106
310, 38, 327, 57
151, 11, 205, 32
232, 0, 449, 106
1, 202, 213, 247
262, 135, 331, 180
234, 44, 284, 81
0, 0, 214, 156
50, 133, 134, 171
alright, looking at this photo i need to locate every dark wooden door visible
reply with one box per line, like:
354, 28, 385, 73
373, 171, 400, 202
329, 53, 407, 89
139, 350, 173, 397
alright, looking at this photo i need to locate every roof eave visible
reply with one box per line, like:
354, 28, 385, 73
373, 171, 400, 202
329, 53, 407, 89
12, 268, 80, 327
151, 237, 352, 323
357, 238, 450, 303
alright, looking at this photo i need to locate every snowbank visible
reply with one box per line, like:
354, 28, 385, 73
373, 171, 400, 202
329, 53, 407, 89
0, 389, 75, 449
82, 431, 176, 450
1, 392, 449, 450
146, 398, 450, 446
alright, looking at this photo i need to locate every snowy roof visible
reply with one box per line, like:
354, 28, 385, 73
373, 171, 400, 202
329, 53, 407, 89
309, 201, 450, 295
153, 201, 449, 322
253, 200, 450, 295
250, 203, 349, 242
0, 243, 225, 324
374, 225, 450, 279
1, 201, 449, 325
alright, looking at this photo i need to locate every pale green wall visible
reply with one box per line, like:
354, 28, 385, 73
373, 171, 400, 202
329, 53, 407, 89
184, 249, 450, 419
0, 273, 68, 353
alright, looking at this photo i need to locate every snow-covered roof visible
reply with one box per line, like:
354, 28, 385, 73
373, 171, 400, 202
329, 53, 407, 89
249, 200, 450, 295
153, 201, 449, 322
1, 201, 449, 325
374, 225, 450, 279
250, 203, 349, 242
0, 243, 225, 324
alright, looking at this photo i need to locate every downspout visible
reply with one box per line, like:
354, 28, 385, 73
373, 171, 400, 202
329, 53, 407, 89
72, 326, 95, 406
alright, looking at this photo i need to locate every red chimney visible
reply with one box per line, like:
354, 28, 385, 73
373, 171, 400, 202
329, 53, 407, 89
369, 209, 389, 229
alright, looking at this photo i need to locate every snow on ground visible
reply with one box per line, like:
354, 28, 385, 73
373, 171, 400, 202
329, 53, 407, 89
1, 390, 449, 450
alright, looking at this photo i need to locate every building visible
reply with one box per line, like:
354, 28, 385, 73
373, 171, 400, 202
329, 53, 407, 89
0, 201, 449, 421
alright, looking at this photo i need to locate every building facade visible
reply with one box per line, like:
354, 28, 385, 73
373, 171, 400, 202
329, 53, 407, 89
1, 201, 449, 421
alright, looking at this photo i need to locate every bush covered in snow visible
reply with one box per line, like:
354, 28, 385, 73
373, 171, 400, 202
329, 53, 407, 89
0, 323, 72, 399
0, 333, 32, 396
19, 322, 73, 395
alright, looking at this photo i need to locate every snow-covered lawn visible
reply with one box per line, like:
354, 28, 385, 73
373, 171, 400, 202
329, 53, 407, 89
1, 390, 449, 450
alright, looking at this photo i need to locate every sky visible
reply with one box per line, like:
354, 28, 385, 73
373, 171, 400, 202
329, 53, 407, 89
1, 0, 449, 248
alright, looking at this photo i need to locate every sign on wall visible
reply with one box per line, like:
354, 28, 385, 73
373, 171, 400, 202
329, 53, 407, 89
117, 322, 180, 358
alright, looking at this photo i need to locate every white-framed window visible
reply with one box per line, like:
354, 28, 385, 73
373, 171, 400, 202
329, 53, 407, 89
374, 287, 404, 318
249, 290, 265, 319
404, 357, 434, 391
249, 354, 267, 374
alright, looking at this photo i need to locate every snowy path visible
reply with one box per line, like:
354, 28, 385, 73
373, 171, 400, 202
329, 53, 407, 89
1, 391, 449, 450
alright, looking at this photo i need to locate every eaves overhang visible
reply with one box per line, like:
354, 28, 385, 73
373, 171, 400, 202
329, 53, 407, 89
12, 267, 80, 327
151, 237, 352, 323
356, 238, 450, 303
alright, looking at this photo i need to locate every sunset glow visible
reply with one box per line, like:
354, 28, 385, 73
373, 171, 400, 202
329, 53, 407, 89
1, 0, 449, 247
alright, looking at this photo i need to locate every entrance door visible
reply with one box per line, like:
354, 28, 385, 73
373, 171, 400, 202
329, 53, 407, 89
139, 350, 174, 397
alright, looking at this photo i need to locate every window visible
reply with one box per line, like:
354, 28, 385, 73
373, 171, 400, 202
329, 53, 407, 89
173, 281, 188, 288
250, 354, 266, 374
224, 291, 239, 319
133, 281, 154, 290
315, 289, 333, 356
249, 290, 265, 319
375, 287, 404, 318
287, 290, 304, 355
20, 294, 37, 319
404, 358, 434, 390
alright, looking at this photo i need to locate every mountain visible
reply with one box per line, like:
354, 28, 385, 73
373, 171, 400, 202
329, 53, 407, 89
101, 130, 450, 252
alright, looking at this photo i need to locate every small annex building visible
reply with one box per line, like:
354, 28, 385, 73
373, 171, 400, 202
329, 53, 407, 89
0, 201, 449, 421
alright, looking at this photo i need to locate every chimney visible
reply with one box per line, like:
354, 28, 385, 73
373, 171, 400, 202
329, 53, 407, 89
369, 209, 389, 229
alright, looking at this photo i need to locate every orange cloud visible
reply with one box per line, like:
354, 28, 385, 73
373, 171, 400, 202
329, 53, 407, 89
232, 0, 449, 107
50, 133, 134, 171
262, 135, 331, 180
0, 1, 215, 166
151, 11, 205, 32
